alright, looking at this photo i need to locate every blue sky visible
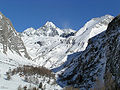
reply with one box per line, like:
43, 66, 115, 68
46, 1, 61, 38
0, 0, 120, 32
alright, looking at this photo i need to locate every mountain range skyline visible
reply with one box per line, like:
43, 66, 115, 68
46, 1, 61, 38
0, 0, 120, 32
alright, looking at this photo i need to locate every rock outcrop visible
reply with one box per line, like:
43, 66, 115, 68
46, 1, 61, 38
0, 12, 31, 59
104, 15, 120, 90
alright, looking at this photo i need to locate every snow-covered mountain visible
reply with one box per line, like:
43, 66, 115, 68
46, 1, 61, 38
21, 15, 113, 69
0, 11, 117, 90
53, 15, 120, 89
0, 12, 62, 90
22, 21, 64, 37
69, 15, 114, 52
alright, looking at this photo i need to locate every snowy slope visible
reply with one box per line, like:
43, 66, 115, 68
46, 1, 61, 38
0, 50, 62, 90
21, 15, 113, 69
68, 15, 114, 52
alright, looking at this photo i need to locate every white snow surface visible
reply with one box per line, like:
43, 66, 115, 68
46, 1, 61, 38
0, 50, 35, 90
0, 49, 62, 90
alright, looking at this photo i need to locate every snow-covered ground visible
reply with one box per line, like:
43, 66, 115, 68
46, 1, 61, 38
0, 51, 33, 90
0, 51, 62, 90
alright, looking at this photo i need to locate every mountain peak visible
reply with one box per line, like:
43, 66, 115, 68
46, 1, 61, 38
104, 14, 114, 18
44, 21, 56, 28
23, 27, 36, 36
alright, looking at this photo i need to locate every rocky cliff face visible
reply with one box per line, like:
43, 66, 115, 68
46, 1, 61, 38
54, 15, 120, 89
0, 12, 31, 59
104, 15, 120, 89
